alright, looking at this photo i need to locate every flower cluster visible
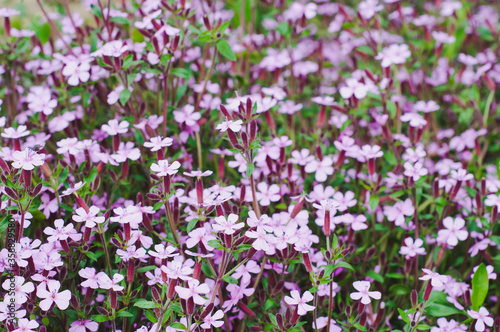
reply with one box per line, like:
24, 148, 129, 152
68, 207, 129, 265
0, 0, 499, 331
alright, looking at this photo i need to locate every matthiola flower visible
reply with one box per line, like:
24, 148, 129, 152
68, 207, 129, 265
350, 281, 381, 304
467, 307, 494, 332
36, 280, 71, 311
284, 290, 315, 316
213, 214, 245, 235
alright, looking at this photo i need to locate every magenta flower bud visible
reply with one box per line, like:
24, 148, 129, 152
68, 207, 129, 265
127, 260, 135, 283
494, 317, 500, 332
124, 223, 131, 241
367, 158, 376, 175
250, 120, 257, 142
193, 259, 202, 280
316, 105, 326, 128
196, 178, 204, 205
464, 289, 471, 307
187, 297, 194, 315
23, 169, 32, 187
324, 210, 331, 236
110, 290, 117, 309
360, 312, 367, 326
247, 247, 257, 260
83, 227, 92, 242
167, 278, 177, 299
0, 157, 10, 173
239, 302, 256, 317
220, 105, 232, 119
241, 132, 249, 149
357, 302, 365, 314
276, 314, 284, 329
39, 326, 47, 332
290, 308, 299, 325
411, 289, 418, 307
60, 239, 70, 253
303, 252, 312, 273
492, 206, 498, 224
163, 174, 171, 193
200, 303, 214, 320
374, 306, 384, 326
84, 288, 94, 304
227, 129, 239, 148
423, 282, 432, 301
203, 15, 211, 30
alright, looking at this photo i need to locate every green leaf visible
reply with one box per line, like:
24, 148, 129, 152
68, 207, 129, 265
425, 292, 464, 317
170, 68, 191, 79
389, 284, 411, 295
216, 39, 236, 61
134, 301, 159, 309
223, 276, 238, 284
110, 16, 129, 25
369, 195, 379, 212
119, 89, 132, 106
92, 315, 109, 322
246, 163, 255, 178
366, 270, 384, 283
117, 311, 134, 318
398, 308, 410, 324
170, 323, 186, 329
186, 218, 199, 233
85, 251, 98, 262
207, 239, 222, 249
471, 263, 489, 311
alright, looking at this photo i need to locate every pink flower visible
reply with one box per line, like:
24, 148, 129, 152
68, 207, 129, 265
332, 191, 357, 212
419, 269, 448, 287
384, 198, 415, 226
62, 61, 91, 86
13, 319, 39, 332
216, 119, 243, 133
150, 160, 181, 177
399, 237, 426, 259
213, 214, 245, 235
79, 268, 100, 289
340, 78, 368, 100
2, 276, 34, 304
350, 281, 381, 304
467, 307, 494, 332
72, 206, 105, 228
69, 320, 99, 332
36, 280, 72, 311
173, 105, 201, 126
144, 136, 173, 151
404, 162, 428, 181
101, 119, 129, 136
437, 217, 468, 247
305, 156, 334, 182
97, 273, 125, 291
201, 310, 224, 329
256, 182, 281, 206
2, 125, 30, 139
186, 227, 216, 250
175, 279, 210, 305
12, 148, 45, 170
375, 44, 411, 67
472, 265, 497, 280
284, 290, 315, 315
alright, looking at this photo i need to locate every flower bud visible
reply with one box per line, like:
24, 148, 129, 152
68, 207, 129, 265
200, 303, 214, 320
411, 289, 418, 307
423, 282, 432, 301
